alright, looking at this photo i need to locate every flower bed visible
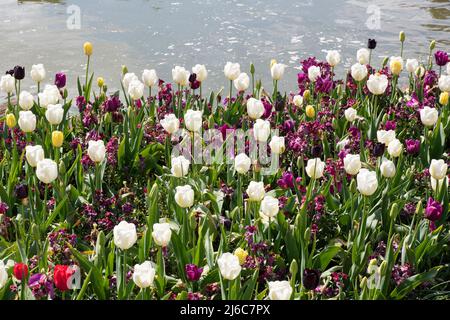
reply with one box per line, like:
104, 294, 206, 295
0, 35, 449, 300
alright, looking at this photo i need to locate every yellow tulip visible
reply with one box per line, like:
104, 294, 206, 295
52, 130, 64, 148
97, 77, 104, 88
303, 89, 311, 101
83, 42, 93, 56
5, 113, 16, 128
439, 92, 449, 105
306, 105, 315, 118
234, 248, 248, 265
390, 60, 403, 75
399, 31, 405, 42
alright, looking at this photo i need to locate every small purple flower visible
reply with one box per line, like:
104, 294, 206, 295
434, 50, 449, 67
104, 95, 121, 112
185, 264, 203, 282
425, 198, 443, 222
55, 72, 66, 89
0, 202, 8, 214
277, 172, 294, 189
405, 139, 420, 155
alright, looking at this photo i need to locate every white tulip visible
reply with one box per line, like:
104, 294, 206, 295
326, 50, 341, 67
269, 136, 285, 154
405, 59, 419, 73
224, 62, 241, 81
233, 72, 250, 91
45, 104, 64, 125
343, 154, 361, 175
122, 73, 138, 90
113, 221, 137, 250
293, 95, 303, 107
246, 97, 264, 120
36, 159, 58, 184
344, 107, 357, 122
30, 64, 46, 83
38, 85, 61, 108
171, 156, 190, 178
357, 48, 370, 65
184, 109, 203, 132
377, 130, 396, 146
160, 114, 180, 134
356, 169, 378, 196
87, 140, 106, 163
19, 91, 34, 110
172, 66, 190, 86
234, 153, 251, 174
174, 185, 195, 208
447, 62, 450, 75
0, 261, 8, 290
367, 74, 388, 95
142, 69, 158, 87
438, 75, 450, 92
253, 119, 271, 142
128, 79, 144, 100
271, 63, 286, 80
380, 158, 396, 178
308, 66, 321, 83
387, 139, 403, 158
429, 159, 448, 180
246, 181, 265, 202
25, 145, 44, 167
260, 196, 279, 218
351, 63, 368, 82
431, 176, 449, 192
305, 158, 325, 179
0, 74, 14, 93
18, 111, 36, 132
192, 64, 208, 82
419, 106, 438, 127
152, 223, 172, 247
217, 253, 241, 280
133, 261, 155, 289
268, 281, 292, 300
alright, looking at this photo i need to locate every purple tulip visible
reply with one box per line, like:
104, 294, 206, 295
405, 139, 420, 155
185, 264, 203, 282
425, 198, 443, 222
434, 50, 449, 67
277, 172, 294, 189
55, 72, 66, 89
385, 120, 396, 131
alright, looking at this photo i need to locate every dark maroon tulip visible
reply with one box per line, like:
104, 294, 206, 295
368, 39, 377, 50
425, 198, 442, 222
303, 268, 320, 290
15, 184, 28, 200
311, 144, 323, 158
13, 65, 25, 80
372, 142, 385, 157
434, 50, 449, 67
405, 139, 420, 155
6, 69, 14, 76
185, 264, 203, 282
55, 72, 67, 89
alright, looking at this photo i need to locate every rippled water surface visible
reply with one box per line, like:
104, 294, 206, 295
1, 0, 449, 96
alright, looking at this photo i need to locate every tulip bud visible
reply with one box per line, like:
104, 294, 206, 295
399, 31, 405, 42
349, 179, 357, 194
429, 40, 436, 51
305, 105, 315, 118
360, 276, 368, 289
379, 260, 388, 275
382, 57, 389, 68
389, 203, 399, 221
439, 92, 449, 105
289, 259, 298, 276
97, 77, 104, 88
83, 42, 93, 56
52, 131, 64, 148
122, 65, 128, 76
250, 63, 255, 75
5, 113, 16, 128
270, 59, 277, 68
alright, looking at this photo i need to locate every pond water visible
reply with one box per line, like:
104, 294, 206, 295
1, 0, 449, 99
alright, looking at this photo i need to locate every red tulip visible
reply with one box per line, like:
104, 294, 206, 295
13, 263, 29, 281
53, 265, 75, 291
